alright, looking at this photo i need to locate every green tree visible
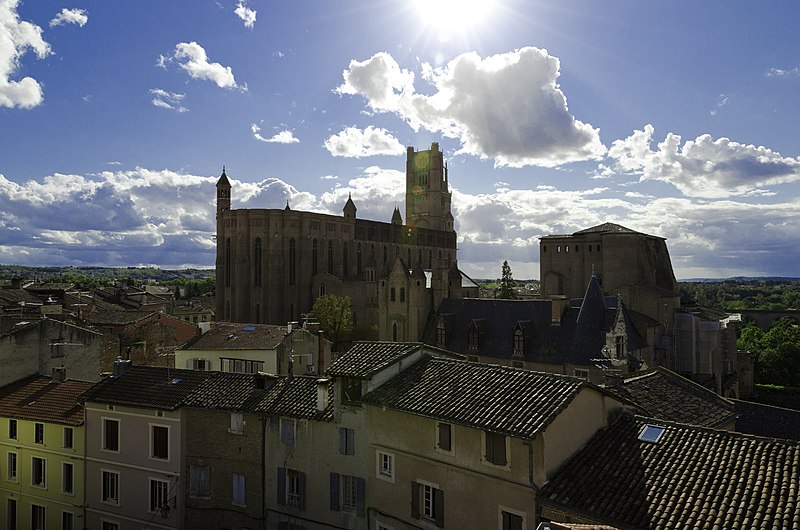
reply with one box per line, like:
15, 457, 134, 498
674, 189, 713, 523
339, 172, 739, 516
738, 318, 800, 386
309, 294, 353, 352
498, 260, 518, 300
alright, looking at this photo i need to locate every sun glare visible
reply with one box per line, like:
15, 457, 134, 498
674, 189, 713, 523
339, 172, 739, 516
412, 0, 495, 36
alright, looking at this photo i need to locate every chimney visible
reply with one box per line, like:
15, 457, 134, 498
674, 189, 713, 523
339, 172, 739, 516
316, 378, 330, 413
52, 367, 66, 382
550, 296, 568, 325
113, 357, 132, 378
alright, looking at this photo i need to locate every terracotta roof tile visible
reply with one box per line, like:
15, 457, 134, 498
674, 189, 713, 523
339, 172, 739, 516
83, 366, 214, 410
0, 376, 94, 426
181, 322, 288, 350
542, 413, 800, 529
327, 341, 424, 378
361, 356, 587, 438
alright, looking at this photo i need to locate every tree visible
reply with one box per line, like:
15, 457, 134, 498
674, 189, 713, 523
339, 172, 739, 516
498, 260, 518, 300
309, 295, 353, 352
738, 318, 800, 387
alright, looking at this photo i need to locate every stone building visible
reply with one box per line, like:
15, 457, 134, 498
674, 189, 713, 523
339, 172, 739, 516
215, 143, 463, 340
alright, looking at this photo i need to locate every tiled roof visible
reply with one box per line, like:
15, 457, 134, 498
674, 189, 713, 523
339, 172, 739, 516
609, 368, 735, 428
255, 375, 333, 421
0, 376, 95, 426
733, 399, 800, 441
183, 372, 272, 412
574, 222, 641, 235
25, 282, 75, 292
181, 322, 288, 350
0, 288, 42, 306
88, 309, 154, 325
327, 342, 424, 378
361, 356, 587, 438
83, 366, 215, 410
541, 413, 800, 529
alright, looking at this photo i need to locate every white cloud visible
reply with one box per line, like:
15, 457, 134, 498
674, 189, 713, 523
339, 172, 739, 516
234, 1, 256, 28
324, 126, 404, 157
0, 0, 52, 108
766, 66, 800, 78
149, 88, 188, 112
607, 124, 800, 198
49, 8, 88, 28
161, 42, 243, 90
336, 48, 606, 168
251, 123, 299, 143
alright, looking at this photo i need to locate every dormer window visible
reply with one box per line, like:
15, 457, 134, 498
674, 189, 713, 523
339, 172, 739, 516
615, 335, 625, 359
436, 322, 446, 348
512, 328, 524, 357
468, 327, 479, 351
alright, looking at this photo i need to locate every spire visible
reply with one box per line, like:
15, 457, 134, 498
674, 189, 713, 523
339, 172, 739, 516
343, 193, 357, 219
285, 200, 291, 211
391, 206, 403, 225
216, 166, 231, 188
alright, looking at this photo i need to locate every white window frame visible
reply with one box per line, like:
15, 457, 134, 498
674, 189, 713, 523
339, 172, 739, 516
376, 450, 395, 482
8, 418, 17, 440
101, 520, 120, 530
340, 474, 358, 511
62, 462, 75, 495
7, 451, 18, 482
286, 468, 303, 508
229, 413, 244, 435
31, 504, 46, 530
149, 478, 169, 513
62, 511, 76, 530
149, 423, 170, 461
63, 426, 74, 449
280, 418, 295, 446
422, 483, 437, 520
573, 369, 589, 380
101, 469, 120, 505
498, 505, 527, 530
31, 456, 46, 488
101, 417, 120, 453
435, 422, 454, 455
34, 422, 44, 444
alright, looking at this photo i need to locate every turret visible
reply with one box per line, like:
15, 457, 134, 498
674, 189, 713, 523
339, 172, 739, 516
391, 206, 403, 225
216, 166, 231, 219
405, 143, 452, 231
343, 194, 357, 219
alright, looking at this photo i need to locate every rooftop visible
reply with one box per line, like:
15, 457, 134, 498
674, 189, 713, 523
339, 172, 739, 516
0, 376, 95, 426
327, 341, 427, 378
181, 322, 288, 350
83, 365, 214, 410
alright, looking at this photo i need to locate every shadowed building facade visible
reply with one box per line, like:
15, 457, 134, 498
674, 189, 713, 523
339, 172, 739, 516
215, 143, 459, 338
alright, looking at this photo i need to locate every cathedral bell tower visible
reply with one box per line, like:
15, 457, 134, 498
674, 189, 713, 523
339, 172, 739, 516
215, 167, 232, 321
405, 142, 453, 231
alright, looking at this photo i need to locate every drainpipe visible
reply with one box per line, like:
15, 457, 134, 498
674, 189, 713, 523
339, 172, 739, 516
261, 413, 267, 530
524, 437, 542, 525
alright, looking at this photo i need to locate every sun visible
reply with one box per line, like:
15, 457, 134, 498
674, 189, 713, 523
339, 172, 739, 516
411, 0, 496, 36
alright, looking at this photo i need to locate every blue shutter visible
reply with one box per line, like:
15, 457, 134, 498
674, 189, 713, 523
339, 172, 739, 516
347, 428, 355, 455
277, 467, 286, 505
338, 428, 346, 455
329, 472, 340, 511
356, 477, 365, 517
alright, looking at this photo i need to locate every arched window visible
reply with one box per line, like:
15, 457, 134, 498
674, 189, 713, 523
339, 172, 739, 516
390, 287, 396, 302
357, 243, 362, 275
225, 238, 232, 287
342, 242, 348, 276
328, 240, 334, 273
312, 238, 318, 275
254, 237, 262, 286
288, 239, 296, 286
400, 287, 405, 302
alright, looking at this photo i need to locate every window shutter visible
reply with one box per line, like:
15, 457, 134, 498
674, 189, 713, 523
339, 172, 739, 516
356, 477, 365, 517
338, 428, 346, 455
485, 431, 493, 461
298, 472, 306, 511
411, 481, 420, 519
329, 472, 340, 511
434, 488, 445, 527
347, 428, 355, 455
277, 467, 286, 505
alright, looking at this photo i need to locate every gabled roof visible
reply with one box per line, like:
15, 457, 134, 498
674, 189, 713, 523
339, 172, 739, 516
541, 413, 800, 529
327, 341, 425, 378
254, 375, 333, 421
83, 366, 214, 410
0, 288, 41, 307
181, 322, 288, 350
361, 356, 591, 439
574, 222, 641, 235
608, 367, 735, 428
0, 376, 95, 426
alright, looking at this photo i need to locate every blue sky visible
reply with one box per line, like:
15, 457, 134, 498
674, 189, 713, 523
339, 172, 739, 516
2, 0, 800, 279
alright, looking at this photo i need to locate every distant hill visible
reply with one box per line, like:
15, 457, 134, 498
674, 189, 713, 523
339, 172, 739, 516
0, 265, 214, 283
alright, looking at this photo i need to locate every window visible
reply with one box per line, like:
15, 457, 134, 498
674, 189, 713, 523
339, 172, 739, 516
436, 322, 446, 348
192, 358, 209, 370
342, 378, 362, 402
376, 451, 394, 482
390, 287, 396, 302
312, 238, 318, 275
280, 418, 295, 446
151, 425, 169, 460
342, 242, 348, 275
149, 479, 169, 512
225, 238, 231, 286
329, 473, 364, 516
31, 505, 46, 530
6, 498, 16, 530
63, 427, 73, 449
254, 237, 263, 286
8, 419, 17, 440
412, 482, 444, 527
102, 470, 120, 504
189, 465, 211, 498
638, 424, 666, 443
7, 451, 18, 481
232, 473, 246, 506
101, 522, 119, 530
32, 456, 46, 487
573, 369, 589, 380
62, 462, 74, 494
511, 361, 524, 369
400, 287, 405, 302
229, 413, 244, 434
485, 432, 508, 466
62, 511, 75, 530
277, 467, 305, 509
328, 240, 334, 273
338, 427, 355, 455
468, 327, 479, 351
288, 238, 296, 285
436, 422, 452, 453
103, 418, 120, 452
501, 510, 524, 530
34, 422, 44, 444
615, 335, 625, 359
512, 328, 524, 356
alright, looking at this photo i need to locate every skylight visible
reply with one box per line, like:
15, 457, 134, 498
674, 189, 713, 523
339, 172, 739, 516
638, 424, 665, 443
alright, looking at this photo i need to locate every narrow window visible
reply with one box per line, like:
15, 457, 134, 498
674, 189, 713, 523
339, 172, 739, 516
392, 322, 398, 342
377, 451, 394, 481
328, 239, 334, 273
8, 419, 17, 440
31, 505, 46, 530
280, 418, 295, 446
383, 245, 388, 264
7, 499, 17, 530
437, 423, 452, 452
62, 462, 74, 494
149, 479, 169, 512
357, 243, 362, 275
232, 473, 246, 506
400, 287, 405, 302
288, 238, 296, 285
390, 287, 396, 302
189, 465, 211, 498
102, 470, 120, 504
34, 423, 44, 444
280, 468, 305, 509
485, 432, 507, 466
513, 328, 524, 356
229, 413, 244, 435
63, 427, 74, 449
312, 238, 318, 275
225, 238, 231, 286
339, 427, 355, 455
436, 323, 446, 348
254, 237, 262, 286
32, 456, 46, 487
342, 242, 348, 276
7, 452, 17, 481
62, 512, 75, 530
103, 419, 120, 452
151, 425, 169, 460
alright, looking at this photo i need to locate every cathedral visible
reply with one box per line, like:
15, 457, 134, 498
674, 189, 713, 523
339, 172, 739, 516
215, 142, 476, 340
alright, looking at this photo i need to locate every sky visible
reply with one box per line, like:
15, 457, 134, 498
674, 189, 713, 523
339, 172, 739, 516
2, 0, 800, 280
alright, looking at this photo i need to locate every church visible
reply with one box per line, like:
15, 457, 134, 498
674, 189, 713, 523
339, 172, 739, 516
215, 142, 477, 340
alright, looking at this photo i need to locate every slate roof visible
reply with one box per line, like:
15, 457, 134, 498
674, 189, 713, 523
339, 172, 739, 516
0, 288, 42, 307
83, 366, 215, 410
254, 375, 333, 421
327, 342, 426, 378
733, 399, 800, 441
181, 322, 288, 350
608, 368, 735, 428
0, 376, 95, 426
361, 356, 590, 439
541, 413, 800, 529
